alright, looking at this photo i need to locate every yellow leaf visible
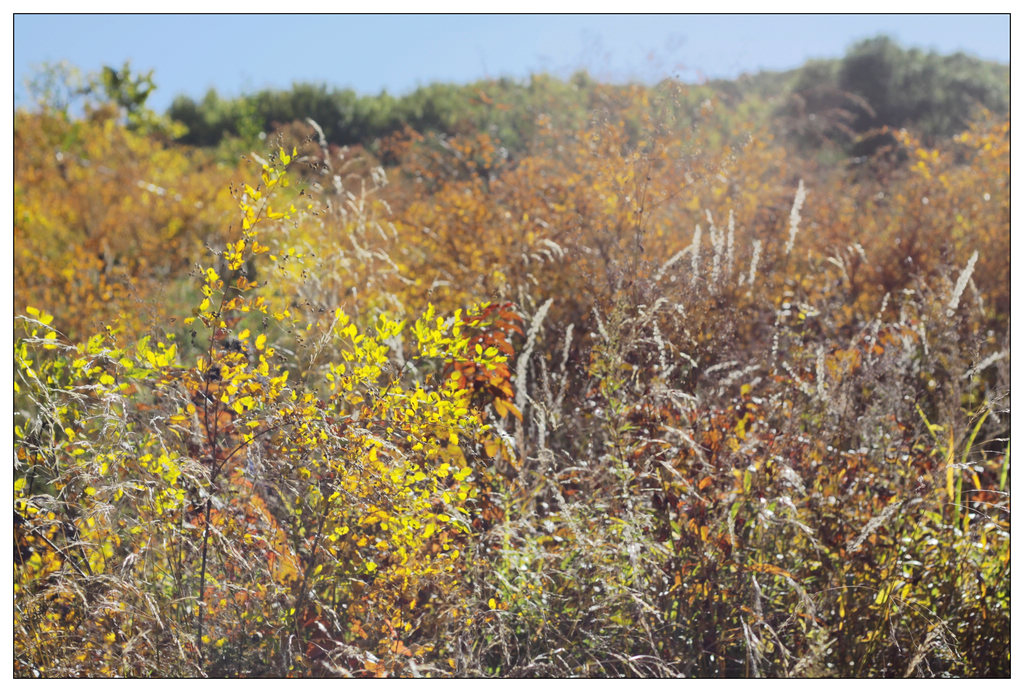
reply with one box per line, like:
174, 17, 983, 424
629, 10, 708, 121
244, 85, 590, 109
945, 429, 956, 502
494, 398, 509, 418
504, 401, 523, 422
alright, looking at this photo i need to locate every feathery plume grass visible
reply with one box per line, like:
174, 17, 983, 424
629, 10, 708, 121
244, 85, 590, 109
690, 224, 702, 286
726, 209, 736, 280
515, 298, 554, 415
947, 250, 979, 316
784, 179, 807, 256
747, 239, 763, 286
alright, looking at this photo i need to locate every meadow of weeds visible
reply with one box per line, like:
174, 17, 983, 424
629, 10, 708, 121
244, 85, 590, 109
14, 70, 1008, 677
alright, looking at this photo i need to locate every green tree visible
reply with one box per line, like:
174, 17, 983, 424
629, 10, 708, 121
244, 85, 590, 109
95, 61, 186, 138
838, 36, 1008, 140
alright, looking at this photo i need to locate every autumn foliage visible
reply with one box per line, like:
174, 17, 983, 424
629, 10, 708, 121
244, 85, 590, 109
14, 70, 1008, 677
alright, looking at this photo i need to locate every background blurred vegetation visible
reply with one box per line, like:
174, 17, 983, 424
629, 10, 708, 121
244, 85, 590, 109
164, 35, 1007, 157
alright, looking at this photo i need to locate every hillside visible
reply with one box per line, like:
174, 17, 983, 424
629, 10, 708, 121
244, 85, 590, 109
165, 35, 1008, 156
14, 36, 1010, 678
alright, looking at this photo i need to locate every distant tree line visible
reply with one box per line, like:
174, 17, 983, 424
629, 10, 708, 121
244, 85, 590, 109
163, 35, 1007, 154
778, 36, 1008, 151
166, 72, 605, 155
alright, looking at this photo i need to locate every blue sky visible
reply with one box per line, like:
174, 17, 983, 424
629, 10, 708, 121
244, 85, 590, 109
12, 13, 1011, 113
